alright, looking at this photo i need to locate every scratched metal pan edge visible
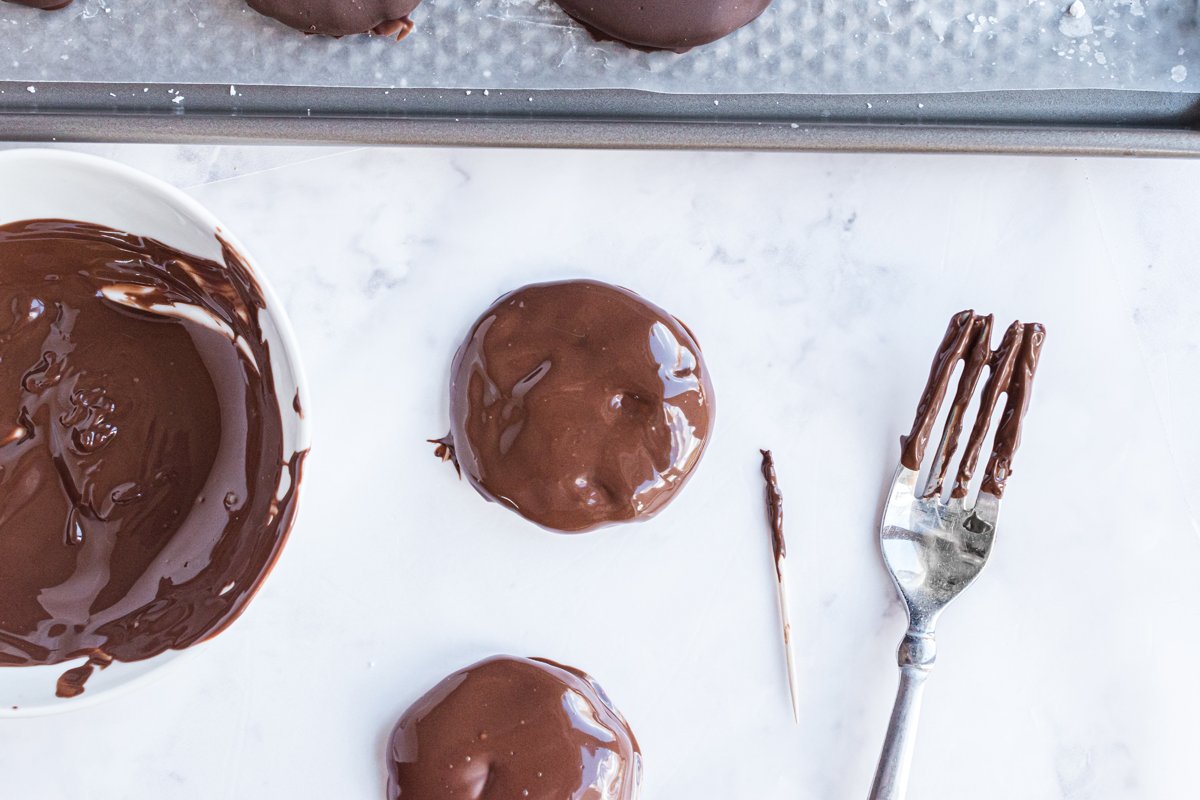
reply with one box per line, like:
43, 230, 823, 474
1, 84, 1198, 156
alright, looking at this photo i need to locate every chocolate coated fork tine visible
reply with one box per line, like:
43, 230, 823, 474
874, 314, 1045, 800
980, 323, 1046, 497
921, 314, 993, 499
950, 321, 1024, 500
900, 310, 977, 472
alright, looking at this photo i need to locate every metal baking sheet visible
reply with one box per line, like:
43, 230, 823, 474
1, 0, 1199, 154
1, 83, 1198, 156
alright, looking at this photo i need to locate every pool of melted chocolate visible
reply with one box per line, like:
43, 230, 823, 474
0, 219, 303, 697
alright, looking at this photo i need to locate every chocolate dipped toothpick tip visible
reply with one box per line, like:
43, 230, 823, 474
903, 310, 1046, 501
759, 449, 786, 577
759, 449, 800, 724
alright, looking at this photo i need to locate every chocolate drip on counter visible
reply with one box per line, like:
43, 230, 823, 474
427, 432, 459, 477
0, 219, 304, 694
2, 1, 72, 9
902, 310, 1045, 499
246, 0, 421, 38
387, 655, 641, 800
759, 449, 785, 579
554, 0, 772, 53
444, 280, 714, 533
55, 652, 112, 699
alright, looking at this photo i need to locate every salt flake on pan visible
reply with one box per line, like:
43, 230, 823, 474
1059, 1, 1092, 37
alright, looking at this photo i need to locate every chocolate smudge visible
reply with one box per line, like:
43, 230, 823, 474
55, 652, 113, 699
427, 432, 459, 477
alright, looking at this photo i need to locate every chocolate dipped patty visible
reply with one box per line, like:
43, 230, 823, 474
2, 1, 72, 9
246, 0, 422, 38
387, 656, 641, 800
441, 279, 714, 533
0, 219, 303, 696
555, 0, 772, 52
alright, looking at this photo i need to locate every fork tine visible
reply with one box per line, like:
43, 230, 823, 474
980, 322, 1046, 498
921, 314, 993, 498
950, 320, 1024, 500
900, 310, 978, 472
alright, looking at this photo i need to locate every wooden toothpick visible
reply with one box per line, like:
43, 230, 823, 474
760, 449, 800, 724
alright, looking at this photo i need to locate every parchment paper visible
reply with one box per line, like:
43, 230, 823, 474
1, 0, 1196, 94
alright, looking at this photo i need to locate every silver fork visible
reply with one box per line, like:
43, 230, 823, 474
868, 310, 1045, 800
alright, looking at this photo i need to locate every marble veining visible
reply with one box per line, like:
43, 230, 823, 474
0, 143, 1197, 799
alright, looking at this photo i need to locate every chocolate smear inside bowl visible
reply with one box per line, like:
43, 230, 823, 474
0, 219, 304, 698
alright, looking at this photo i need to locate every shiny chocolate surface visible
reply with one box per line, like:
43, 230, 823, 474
388, 655, 641, 800
443, 279, 714, 533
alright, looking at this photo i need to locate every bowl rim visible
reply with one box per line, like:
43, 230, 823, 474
0, 147, 312, 718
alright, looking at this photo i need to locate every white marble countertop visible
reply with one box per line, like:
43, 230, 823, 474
1, 143, 1198, 799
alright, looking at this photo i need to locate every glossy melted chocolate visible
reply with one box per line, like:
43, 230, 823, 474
900, 309, 1045, 499
246, 0, 421, 38
443, 279, 714, 533
0, 220, 302, 695
554, 0, 772, 52
387, 656, 642, 800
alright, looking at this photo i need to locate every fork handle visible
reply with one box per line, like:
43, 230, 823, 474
868, 630, 937, 800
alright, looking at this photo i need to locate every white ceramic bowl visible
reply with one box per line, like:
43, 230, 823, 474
0, 149, 311, 716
